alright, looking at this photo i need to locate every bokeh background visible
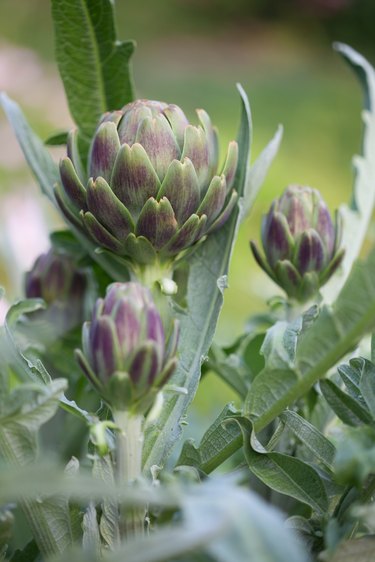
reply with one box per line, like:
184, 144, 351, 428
0, 0, 373, 416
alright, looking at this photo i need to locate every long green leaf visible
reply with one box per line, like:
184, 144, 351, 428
322, 44, 375, 302
0, 93, 58, 202
142, 85, 252, 473
51, 0, 134, 147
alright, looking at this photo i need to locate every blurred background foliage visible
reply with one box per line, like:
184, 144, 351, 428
0, 0, 373, 419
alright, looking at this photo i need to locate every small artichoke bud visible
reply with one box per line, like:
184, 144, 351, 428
56, 99, 239, 269
76, 282, 179, 413
25, 248, 88, 331
251, 185, 344, 302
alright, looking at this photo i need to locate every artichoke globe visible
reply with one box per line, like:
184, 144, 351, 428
56, 99, 239, 282
25, 248, 88, 332
76, 282, 179, 413
250, 185, 344, 302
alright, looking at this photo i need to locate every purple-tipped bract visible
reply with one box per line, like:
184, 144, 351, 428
56, 99, 239, 267
251, 185, 344, 302
76, 282, 179, 412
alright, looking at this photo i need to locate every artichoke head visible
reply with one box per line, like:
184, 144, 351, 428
251, 185, 345, 302
76, 282, 179, 413
56, 100, 239, 269
25, 248, 88, 331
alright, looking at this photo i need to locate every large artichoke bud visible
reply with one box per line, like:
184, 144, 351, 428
25, 248, 88, 332
250, 185, 344, 302
56, 99, 238, 271
76, 282, 179, 413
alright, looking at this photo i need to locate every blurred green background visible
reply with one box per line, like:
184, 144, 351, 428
0, 0, 373, 420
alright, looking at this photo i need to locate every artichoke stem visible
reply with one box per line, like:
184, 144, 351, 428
132, 261, 176, 295
113, 410, 145, 539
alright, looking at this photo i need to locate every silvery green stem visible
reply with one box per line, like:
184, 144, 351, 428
114, 410, 145, 538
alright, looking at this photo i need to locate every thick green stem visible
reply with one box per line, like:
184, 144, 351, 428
114, 410, 145, 538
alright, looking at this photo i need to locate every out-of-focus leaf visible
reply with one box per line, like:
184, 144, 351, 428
322, 44, 375, 302
330, 537, 375, 562
0, 93, 58, 202
48, 477, 309, 562
334, 426, 375, 486
45, 131, 69, 146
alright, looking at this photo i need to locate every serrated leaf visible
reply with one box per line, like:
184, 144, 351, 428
176, 404, 242, 472
0, 93, 58, 202
322, 44, 375, 302
320, 379, 372, 426
52, 0, 135, 160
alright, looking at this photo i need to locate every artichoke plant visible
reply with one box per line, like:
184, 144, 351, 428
25, 248, 88, 331
56, 99, 239, 275
76, 282, 179, 413
250, 185, 344, 302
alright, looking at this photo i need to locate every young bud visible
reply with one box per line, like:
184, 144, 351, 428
76, 282, 179, 413
25, 248, 88, 332
251, 185, 344, 302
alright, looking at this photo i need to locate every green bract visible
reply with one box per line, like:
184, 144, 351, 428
251, 185, 345, 302
56, 99, 239, 269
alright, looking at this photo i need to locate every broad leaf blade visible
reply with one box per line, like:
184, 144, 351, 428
51, 0, 135, 145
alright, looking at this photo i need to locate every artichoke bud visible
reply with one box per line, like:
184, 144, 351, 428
251, 185, 345, 302
76, 282, 179, 413
56, 99, 239, 269
24, 248, 88, 331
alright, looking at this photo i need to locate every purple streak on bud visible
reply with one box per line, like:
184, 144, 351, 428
295, 230, 325, 275
91, 317, 119, 381
263, 212, 293, 267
